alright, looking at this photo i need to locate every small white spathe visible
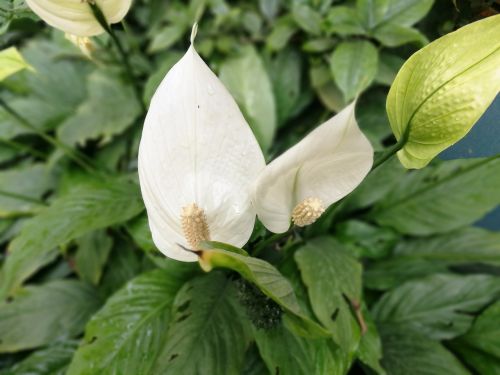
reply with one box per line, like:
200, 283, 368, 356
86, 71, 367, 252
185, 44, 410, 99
252, 102, 374, 233
26, 0, 132, 37
138, 43, 265, 262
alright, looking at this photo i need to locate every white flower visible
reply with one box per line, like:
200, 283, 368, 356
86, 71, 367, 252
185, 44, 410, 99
138, 36, 265, 262
26, 0, 132, 37
252, 102, 373, 233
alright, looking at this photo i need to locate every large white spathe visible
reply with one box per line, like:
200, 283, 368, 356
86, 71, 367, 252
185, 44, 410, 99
26, 0, 131, 37
138, 43, 266, 262
253, 102, 373, 233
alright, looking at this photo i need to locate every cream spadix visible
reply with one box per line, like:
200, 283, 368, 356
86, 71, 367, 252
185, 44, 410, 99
26, 0, 132, 37
138, 41, 265, 262
253, 102, 373, 233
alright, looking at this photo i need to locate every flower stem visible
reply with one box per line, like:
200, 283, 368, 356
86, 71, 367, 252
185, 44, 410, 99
253, 227, 294, 257
0, 97, 97, 174
89, 3, 146, 113
371, 134, 407, 171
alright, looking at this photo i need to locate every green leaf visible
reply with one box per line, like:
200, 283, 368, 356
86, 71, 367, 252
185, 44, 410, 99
0, 177, 144, 298
329, 40, 378, 102
57, 70, 141, 146
0, 280, 101, 353
0, 40, 89, 140
2, 340, 77, 375
148, 23, 187, 53
266, 16, 297, 51
74, 230, 113, 285
267, 48, 305, 126
324, 6, 365, 36
373, 23, 428, 47
126, 214, 157, 253
254, 323, 347, 375
375, 52, 405, 86
0, 47, 32, 81
151, 272, 251, 374
241, 345, 268, 375
66, 269, 190, 375
357, 0, 434, 29
365, 227, 500, 289
291, 4, 322, 35
198, 248, 329, 338
295, 237, 362, 356
371, 157, 500, 235
220, 46, 276, 151
373, 274, 500, 340
379, 325, 470, 375
386, 16, 500, 168
358, 310, 386, 375
0, 164, 55, 218
451, 301, 500, 375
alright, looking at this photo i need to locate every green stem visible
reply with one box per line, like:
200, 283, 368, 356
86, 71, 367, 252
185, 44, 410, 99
371, 135, 407, 171
89, 3, 146, 113
0, 97, 97, 174
253, 227, 294, 257
0, 189, 47, 206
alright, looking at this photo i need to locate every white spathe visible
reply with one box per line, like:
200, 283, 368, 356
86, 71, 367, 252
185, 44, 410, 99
138, 44, 266, 262
253, 102, 374, 233
26, 0, 131, 37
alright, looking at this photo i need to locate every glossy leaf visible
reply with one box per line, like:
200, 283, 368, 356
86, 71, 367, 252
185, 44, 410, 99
295, 237, 363, 355
151, 272, 251, 374
220, 46, 276, 151
74, 230, 113, 285
373, 274, 500, 340
0, 280, 100, 352
0, 177, 143, 298
67, 269, 191, 375
329, 41, 378, 101
371, 157, 500, 235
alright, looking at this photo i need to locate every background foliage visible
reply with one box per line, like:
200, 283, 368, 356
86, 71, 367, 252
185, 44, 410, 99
0, 0, 499, 374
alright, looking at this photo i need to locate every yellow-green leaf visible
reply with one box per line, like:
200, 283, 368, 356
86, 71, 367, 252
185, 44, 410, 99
386, 15, 500, 168
0, 47, 33, 81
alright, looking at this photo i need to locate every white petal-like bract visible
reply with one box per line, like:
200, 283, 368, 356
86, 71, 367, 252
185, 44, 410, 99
253, 102, 373, 233
26, 0, 132, 36
138, 45, 265, 261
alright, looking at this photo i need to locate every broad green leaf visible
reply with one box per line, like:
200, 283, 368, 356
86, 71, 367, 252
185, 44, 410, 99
451, 301, 500, 375
58, 71, 141, 146
0, 178, 144, 298
386, 15, 500, 168
373, 23, 427, 47
267, 48, 306, 126
259, 0, 280, 21
0, 164, 55, 218
126, 214, 157, 252
151, 272, 251, 374
0, 47, 32, 81
335, 220, 399, 259
365, 227, 500, 289
266, 16, 297, 51
371, 157, 500, 235
0, 40, 89, 140
254, 324, 347, 375
329, 40, 378, 101
74, 230, 113, 285
291, 4, 322, 35
241, 345, 268, 375
357, 0, 434, 29
358, 310, 385, 375
373, 274, 500, 340
220, 46, 276, 151
379, 325, 470, 375
148, 23, 187, 53
198, 248, 329, 338
0, 280, 100, 353
356, 89, 393, 149
325, 6, 365, 36
295, 237, 362, 356
2, 340, 77, 375
375, 52, 405, 86
67, 269, 191, 375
